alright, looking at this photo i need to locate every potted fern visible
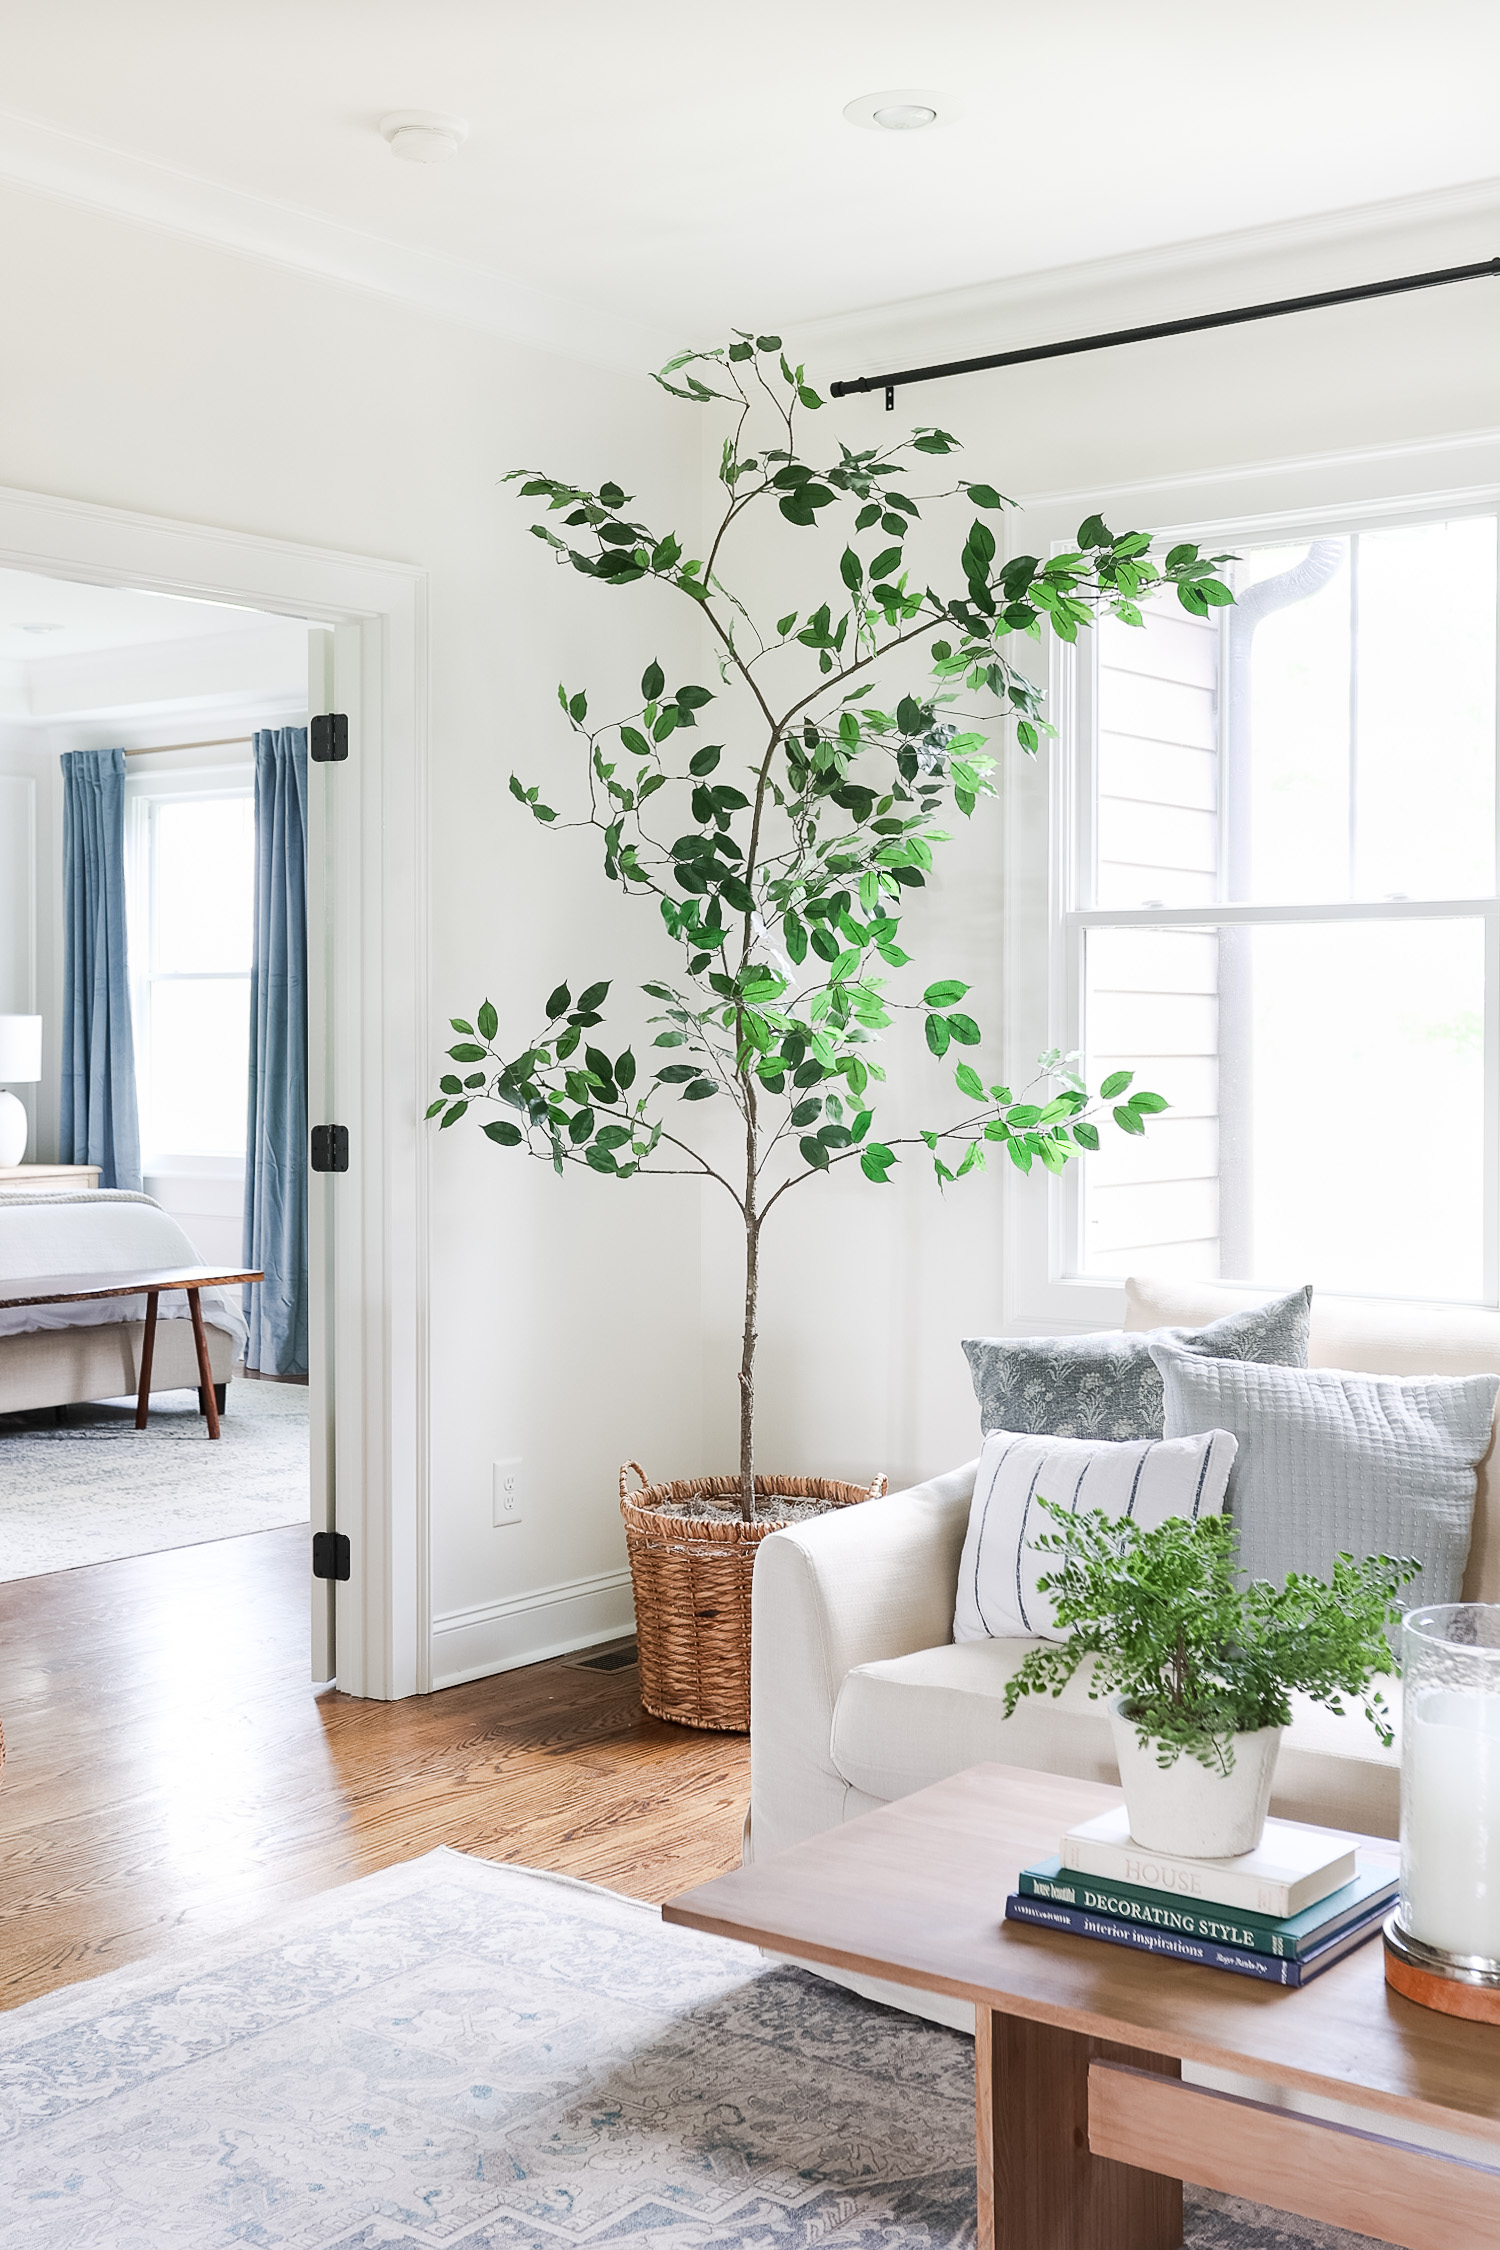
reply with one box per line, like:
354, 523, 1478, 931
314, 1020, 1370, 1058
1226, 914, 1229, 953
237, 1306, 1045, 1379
432, 332, 1233, 1729
1004, 1501, 1418, 1855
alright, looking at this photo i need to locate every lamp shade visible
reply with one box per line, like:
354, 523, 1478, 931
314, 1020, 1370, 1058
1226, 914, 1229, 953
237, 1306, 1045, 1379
0, 1015, 42, 1083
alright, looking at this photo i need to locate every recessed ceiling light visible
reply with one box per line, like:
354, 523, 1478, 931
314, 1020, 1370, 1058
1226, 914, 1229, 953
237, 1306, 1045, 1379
843, 89, 958, 132
378, 111, 468, 164
16, 621, 64, 634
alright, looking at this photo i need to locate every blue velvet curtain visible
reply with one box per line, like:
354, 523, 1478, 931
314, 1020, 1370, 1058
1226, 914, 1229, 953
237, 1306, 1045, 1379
243, 727, 309, 1376
60, 747, 141, 1191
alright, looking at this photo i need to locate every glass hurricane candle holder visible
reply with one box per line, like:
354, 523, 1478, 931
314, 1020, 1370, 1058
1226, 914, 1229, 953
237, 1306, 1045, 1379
1385, 1602, 1500, 2022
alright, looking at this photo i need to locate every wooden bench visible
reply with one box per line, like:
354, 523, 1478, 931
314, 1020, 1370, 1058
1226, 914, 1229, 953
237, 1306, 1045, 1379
0, 1265, 262, 1438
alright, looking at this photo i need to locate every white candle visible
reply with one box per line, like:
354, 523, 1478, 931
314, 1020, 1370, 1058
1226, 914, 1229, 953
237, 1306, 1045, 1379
1402, 1688, 1500, 1961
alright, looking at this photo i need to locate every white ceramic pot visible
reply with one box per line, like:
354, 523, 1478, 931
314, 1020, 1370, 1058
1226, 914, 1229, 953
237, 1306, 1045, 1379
1107, 1697, 1284, 1858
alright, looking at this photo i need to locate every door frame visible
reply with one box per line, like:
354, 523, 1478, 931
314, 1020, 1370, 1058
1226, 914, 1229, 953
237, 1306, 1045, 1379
0, 482, 430, 1699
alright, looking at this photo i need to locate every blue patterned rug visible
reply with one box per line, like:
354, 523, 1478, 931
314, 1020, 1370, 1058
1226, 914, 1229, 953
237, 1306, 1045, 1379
0, 1850, 1389, 2248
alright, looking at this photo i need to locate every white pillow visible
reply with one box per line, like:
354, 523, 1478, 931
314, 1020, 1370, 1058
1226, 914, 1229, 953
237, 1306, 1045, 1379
952, 1426, 1238, 1642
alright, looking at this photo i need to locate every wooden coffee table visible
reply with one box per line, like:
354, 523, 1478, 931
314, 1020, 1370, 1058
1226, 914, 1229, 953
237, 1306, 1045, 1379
0, 1263, 261, 1438
664, 1763, 1500, 2250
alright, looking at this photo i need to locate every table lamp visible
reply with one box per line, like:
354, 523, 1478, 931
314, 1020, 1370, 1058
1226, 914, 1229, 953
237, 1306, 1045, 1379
0, 1014, 42, 1166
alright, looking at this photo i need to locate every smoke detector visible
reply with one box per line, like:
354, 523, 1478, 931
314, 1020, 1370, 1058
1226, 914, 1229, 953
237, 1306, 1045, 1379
843, 90, 959, 131
378, 111, 468, 164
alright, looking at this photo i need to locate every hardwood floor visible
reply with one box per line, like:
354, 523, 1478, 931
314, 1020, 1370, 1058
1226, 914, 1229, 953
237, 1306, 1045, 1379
0, 1524, 749, 2011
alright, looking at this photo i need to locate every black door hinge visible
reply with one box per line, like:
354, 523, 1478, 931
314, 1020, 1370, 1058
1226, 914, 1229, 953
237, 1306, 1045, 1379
313, 1530, 351, 1582
310, 712, 349, 763
311, 1124, 349, 1173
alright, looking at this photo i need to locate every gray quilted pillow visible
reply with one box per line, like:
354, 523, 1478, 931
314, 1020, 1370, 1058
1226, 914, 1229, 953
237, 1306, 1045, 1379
1152, 1342, 1499, 1603
962, 1285, 1312, 1442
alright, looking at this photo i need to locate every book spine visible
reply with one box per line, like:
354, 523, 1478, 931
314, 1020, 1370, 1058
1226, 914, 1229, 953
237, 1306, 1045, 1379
1060, 1840, 1307, 1917
1020, 1872, 1299, 1958
1005, 1894, 1305, 1984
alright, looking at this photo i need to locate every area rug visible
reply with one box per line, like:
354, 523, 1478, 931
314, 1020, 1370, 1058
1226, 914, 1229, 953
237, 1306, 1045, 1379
0, 1848, 1392, 2249
0, 1377, 308, 1581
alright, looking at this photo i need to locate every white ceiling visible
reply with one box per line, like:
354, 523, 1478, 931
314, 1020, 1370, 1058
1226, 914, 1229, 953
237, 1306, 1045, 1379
2, 1, 1498, 342
0, 568, 278, 663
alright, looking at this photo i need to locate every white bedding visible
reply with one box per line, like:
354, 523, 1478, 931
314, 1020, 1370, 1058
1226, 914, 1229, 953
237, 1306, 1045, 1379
0, 1191, 247, 1352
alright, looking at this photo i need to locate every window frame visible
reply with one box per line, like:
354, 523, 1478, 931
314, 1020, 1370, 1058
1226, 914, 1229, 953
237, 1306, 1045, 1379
124, 753, 256, 1171
1003, 469, 1500, 1332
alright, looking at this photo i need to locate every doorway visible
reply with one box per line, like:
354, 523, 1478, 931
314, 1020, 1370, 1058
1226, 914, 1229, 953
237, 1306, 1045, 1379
0, 483, 429, 1699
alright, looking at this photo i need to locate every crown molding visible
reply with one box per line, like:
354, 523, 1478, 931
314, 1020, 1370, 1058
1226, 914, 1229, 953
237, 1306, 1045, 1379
792, 174, 1500, 383
0, 105, 674, 377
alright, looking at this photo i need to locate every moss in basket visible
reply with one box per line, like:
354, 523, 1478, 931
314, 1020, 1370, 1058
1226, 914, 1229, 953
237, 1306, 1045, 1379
429, 333, 1238, 1521
1002, 1499, 1420, 1776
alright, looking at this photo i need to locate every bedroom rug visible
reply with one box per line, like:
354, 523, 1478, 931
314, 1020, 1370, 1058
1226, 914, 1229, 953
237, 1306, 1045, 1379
0, 1376, 308, 1581
0, 1847, 1393, 2250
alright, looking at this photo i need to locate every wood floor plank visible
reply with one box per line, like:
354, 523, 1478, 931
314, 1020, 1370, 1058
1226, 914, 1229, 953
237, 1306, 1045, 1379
0, 1524, 748, 2009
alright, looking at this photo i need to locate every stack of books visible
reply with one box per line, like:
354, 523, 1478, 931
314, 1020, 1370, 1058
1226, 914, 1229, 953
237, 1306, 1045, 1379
1004, 1805, 1398, 1987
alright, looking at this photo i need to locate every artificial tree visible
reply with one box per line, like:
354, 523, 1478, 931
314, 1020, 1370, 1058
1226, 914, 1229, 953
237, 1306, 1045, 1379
432, 334, 1233, 1518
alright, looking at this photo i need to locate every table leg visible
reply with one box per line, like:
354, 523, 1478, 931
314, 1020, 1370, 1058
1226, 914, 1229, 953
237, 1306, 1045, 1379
976, 2004, 1183, 2250
135, 1292, 159, 1429
187, 1288, 220, 1439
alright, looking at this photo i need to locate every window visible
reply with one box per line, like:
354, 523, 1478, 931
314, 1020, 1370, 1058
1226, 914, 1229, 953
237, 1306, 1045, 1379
126, 778, 255, 1165
1066, 510, 1499, 1305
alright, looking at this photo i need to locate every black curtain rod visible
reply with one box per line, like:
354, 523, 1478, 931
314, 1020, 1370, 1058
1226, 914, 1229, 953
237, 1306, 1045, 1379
828, 255, 1500, 408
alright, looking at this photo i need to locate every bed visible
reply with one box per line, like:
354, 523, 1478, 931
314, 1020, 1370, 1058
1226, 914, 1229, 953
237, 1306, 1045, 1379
0, 1190, 246, 1416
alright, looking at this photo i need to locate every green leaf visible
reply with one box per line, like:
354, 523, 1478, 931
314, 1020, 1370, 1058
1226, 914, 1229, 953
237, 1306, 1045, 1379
440, 1100, 468, 1128
482, 1120, 523, 1145
545, 983, 572, 1019
923, 979, 969, 1009
476, 1000, 498, 1041
424, 1097, 446, 1119
577, 980, 610, 1011
1072, 1121, 1100, 1151
1099, 1069, 1134, 1099
450, 1017, 474, 1034
689, 746, 722, 776
799, 1135, 831, 1170
656, 1064, 699, 1083
839, 547, 864, 594
683, 1078, 717, 1100
614, 1049, 637, 1090
619, 726, 652, 757
925, 1014, 951, 1058
641, 660, 665, 700
1114, 1103, 1146, 1135
946, 1013, 981, 1046
783, 911, 808, 965
860, 1143, 896, 1181
967, 483, 1007, 510
955, 1061, 984, 1100
448, 1043, 486, 1062
1129, 1090, 1168, 1113
870, 544, 903, 581
789, 1097, 822, 1127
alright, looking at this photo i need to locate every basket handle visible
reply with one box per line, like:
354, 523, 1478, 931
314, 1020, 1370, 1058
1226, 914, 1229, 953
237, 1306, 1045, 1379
867, 1473, 888, 1500
619, 1460, 651, 1501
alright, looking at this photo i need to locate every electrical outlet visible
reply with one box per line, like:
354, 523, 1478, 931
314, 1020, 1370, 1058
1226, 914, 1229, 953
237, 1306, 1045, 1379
492, 1457, 523, 1527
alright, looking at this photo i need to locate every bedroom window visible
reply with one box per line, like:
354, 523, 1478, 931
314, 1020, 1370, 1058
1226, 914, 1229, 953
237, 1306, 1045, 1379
126, 780, 255, 1164
1064, 509, 1499, 1305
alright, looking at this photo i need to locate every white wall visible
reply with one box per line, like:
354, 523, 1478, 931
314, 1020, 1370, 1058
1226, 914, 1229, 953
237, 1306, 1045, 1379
2, 174, 1496, 1682
740, 189, 1500, 1487
0, 180, 707, 1681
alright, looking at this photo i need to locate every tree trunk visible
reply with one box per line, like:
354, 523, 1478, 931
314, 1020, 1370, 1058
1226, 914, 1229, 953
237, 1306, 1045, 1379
738, 1210, 758, 1522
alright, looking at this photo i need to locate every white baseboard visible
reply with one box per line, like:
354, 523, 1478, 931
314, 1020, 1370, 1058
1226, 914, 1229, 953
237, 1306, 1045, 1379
430, 1567, 635, 1690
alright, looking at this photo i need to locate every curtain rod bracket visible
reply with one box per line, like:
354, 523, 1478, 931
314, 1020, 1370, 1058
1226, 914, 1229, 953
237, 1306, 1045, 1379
831, 255, 1500, 405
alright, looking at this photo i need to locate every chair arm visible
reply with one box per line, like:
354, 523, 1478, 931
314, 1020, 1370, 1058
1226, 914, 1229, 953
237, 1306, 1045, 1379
746, 1460, 978, 1862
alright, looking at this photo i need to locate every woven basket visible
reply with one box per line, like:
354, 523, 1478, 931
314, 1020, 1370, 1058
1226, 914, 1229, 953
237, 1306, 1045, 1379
620, 1463, 886, 1733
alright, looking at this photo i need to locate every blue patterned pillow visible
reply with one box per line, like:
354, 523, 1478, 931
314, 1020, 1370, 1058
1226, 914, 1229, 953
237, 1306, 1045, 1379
961, 1286, 1311, 1442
